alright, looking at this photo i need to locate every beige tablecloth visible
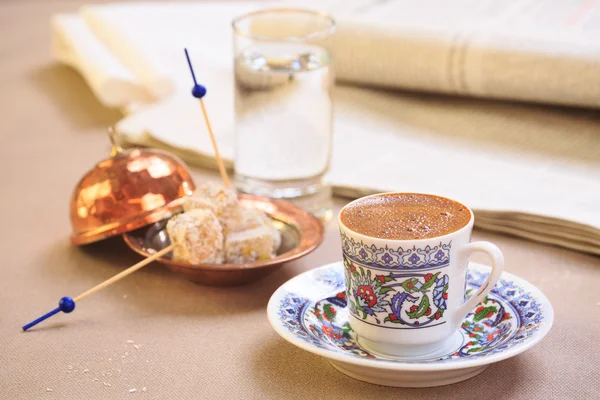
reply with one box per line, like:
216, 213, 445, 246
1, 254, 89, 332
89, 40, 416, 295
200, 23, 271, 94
1, 1, 599, 399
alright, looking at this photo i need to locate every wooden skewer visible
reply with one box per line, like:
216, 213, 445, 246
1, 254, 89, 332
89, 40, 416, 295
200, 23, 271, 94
184, 48, 230, 188
198, 98, 230, 188
74, 245, 174, 302
22, 245, 174, 331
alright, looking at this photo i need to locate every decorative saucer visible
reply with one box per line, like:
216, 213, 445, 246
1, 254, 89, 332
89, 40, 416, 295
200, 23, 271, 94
267, 262, 553, 387
123, 194, 324, 286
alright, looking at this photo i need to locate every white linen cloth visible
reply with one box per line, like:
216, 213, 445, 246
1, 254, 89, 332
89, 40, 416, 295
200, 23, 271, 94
50, 2, 600, 255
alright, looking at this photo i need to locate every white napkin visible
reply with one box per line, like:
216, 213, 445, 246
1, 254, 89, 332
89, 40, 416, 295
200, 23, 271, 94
50, 2, 600, 256
51, 13, 153, 107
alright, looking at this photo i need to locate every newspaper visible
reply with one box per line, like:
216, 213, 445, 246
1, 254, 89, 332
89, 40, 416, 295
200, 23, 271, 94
300, 0, 600, 108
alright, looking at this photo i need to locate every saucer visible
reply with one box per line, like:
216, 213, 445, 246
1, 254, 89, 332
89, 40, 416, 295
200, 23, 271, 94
267, 262, 553, 387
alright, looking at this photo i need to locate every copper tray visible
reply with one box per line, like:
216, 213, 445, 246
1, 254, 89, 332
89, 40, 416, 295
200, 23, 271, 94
122, 194, 324, 286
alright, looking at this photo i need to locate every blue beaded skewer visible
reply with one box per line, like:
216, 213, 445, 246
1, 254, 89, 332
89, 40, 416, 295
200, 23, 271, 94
22, 297, 76, 331
184, 48, 230, 188
22, 245, 173, 331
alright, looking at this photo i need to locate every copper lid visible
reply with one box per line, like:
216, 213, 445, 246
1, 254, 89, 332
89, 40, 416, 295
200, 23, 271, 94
70, 129, 196, 245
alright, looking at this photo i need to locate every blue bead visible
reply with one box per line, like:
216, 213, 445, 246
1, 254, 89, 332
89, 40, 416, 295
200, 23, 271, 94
59, 297, 76, 313
191, 84, 207, 98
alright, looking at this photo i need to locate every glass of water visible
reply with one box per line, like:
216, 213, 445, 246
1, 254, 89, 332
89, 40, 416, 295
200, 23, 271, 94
232, 9, 335, 219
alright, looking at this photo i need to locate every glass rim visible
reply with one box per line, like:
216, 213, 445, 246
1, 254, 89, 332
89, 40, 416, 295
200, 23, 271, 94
232, 8, 336, 42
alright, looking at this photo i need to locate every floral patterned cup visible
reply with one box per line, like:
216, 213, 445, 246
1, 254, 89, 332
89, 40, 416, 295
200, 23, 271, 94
338, 193, 504, 356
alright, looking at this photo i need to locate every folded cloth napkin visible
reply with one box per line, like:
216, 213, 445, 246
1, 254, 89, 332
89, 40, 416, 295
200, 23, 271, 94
50, 2, 600, 255
51, 13, 153, 107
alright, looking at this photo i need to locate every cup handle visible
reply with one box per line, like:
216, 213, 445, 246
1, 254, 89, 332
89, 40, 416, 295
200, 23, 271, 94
454, 241, 504, 328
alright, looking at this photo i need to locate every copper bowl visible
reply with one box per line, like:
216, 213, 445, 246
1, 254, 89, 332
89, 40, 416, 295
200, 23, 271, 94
70, 136, 196, 245
122, 194, 324, 286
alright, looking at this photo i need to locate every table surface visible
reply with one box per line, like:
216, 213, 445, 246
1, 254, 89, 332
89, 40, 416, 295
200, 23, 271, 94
1, 1, 599, 399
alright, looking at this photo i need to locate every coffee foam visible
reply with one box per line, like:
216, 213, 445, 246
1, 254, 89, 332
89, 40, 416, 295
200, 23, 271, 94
340, 193, 471, 240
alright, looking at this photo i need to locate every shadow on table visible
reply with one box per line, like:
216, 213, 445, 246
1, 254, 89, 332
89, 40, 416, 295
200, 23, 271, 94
252, 339, 530, 398
29, 62, 122, 129
33, 237, 301, 319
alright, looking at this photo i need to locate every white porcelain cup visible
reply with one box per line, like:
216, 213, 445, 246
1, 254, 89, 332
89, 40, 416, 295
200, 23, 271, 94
338, 193, 504, 356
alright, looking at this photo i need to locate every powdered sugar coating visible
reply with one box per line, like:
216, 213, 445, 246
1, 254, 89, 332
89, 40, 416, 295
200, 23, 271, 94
173, 183, 282, 265
166, 209, 224, 265
225, 226, 275, 264
183, 183, 239, 220
222, 206, 268, 232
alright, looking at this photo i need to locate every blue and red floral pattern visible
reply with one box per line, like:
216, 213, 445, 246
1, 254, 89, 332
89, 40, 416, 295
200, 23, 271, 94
276, 266, 545, 363
345, 258, 449, 328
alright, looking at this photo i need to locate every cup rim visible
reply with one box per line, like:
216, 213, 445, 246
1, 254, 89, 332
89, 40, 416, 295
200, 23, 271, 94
231, 8, 336, 42
338, 192, 475, 243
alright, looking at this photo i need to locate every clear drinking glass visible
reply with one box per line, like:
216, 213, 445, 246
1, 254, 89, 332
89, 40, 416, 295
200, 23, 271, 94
232, 9, 335, 219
